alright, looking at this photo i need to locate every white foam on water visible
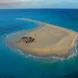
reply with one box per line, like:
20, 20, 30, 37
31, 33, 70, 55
60, 58, 65, 61
15, 49, 25, 56
67, 53, 76, 59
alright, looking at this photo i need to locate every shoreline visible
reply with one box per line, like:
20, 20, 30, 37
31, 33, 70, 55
5, 18, 78, 60
16, 18, 77, 33
6, 41, 77, 61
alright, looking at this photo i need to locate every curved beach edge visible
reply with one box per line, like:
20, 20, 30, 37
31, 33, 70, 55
5, 31, 78, 61
5, 18, 78, 61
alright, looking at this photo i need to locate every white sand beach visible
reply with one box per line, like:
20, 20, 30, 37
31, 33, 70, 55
8, 18, 78, 58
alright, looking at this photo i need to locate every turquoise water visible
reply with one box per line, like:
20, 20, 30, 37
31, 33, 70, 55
1, 9, 78, 78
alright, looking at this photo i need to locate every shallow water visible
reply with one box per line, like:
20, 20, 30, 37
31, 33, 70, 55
1, 9, 78, 78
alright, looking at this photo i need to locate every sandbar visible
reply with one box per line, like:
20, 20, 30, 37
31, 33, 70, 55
7, 18, 78, 58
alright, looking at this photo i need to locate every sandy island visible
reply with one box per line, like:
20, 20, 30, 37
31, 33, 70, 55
7, 18, 78, 58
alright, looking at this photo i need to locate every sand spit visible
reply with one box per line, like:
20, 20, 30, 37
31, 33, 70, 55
6, 18, 78, 60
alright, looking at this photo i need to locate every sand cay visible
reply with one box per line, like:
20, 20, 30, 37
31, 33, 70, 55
7, 18, 78, 58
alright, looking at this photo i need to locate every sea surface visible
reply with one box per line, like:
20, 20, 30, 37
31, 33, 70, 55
1, 9, 78, 78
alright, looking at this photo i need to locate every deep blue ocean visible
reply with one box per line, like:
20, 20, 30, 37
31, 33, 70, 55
1, 9, 78, 78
